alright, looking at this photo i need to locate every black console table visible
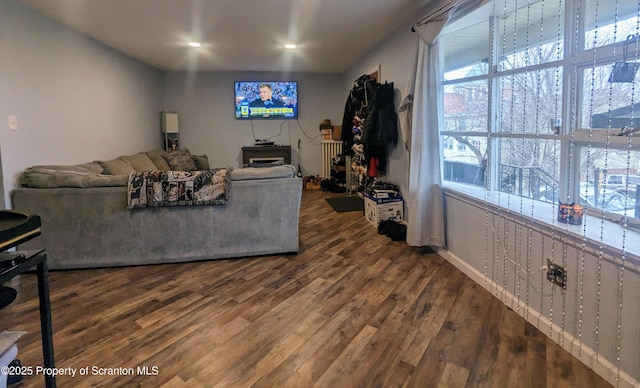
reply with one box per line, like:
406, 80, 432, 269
0, 211, 55, 388
242, 145, 292, 167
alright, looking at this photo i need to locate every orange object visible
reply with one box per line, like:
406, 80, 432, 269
558, 202, 583, 225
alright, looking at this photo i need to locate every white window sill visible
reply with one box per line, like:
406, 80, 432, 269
442, 181, 640, 270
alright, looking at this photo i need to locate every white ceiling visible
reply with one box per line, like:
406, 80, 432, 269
17, 0, 436, 74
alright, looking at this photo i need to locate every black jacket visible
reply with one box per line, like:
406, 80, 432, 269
363, 82, 398, 148
341, 75, 378, 155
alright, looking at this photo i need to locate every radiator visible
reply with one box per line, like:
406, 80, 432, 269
321, 140, 343, 178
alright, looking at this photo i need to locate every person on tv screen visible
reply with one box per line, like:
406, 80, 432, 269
249, 84, 285, 117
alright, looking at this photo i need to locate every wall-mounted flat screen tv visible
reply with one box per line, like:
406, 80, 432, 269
235, 81, 298, 119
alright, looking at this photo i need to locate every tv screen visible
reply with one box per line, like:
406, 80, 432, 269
235, 81, 298, 119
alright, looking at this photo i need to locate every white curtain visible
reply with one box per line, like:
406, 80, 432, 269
406, 37, 446, 247
405, 0, 487, 247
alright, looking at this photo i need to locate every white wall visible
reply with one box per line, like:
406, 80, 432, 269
163, 71, 343, 174
443, 191, 640, 387
0, 1, 343, 209
0, 1, 164, 207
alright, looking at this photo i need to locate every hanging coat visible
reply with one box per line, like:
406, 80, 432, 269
362, 82, 398, 173
341, 75, 376, 156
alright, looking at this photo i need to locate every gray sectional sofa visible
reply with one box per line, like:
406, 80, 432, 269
10, 149, 303, 270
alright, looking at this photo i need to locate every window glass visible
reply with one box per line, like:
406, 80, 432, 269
581, 63, 640, 129
442, 136, 487, 187
497, 139, 561, 200
584, 0, 640, 50
442, 21, 489, 80
443, 80, 489, 133
579, 147, 640, 218
498, 0, 564, 70
496, 67, 563, 134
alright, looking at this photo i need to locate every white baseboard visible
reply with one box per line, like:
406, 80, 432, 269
437, 249, 639, 388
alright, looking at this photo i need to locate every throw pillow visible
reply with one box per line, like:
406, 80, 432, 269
192, 154, 210, 170
146, 149, 172, 171
163, 148, 198, 171
96, 158, 136, 175
119, 153, 158, 172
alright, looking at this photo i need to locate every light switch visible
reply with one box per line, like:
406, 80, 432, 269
8, 115, 18, 131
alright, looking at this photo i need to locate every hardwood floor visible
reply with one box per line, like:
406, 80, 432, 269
0, 189, 611, 387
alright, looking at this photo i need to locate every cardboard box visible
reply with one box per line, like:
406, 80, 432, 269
332, 125, 342, 141
321, 129, 332, 140
364, 194, 403, 227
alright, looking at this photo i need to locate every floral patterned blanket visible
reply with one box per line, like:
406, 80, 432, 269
127, 168, 230, 209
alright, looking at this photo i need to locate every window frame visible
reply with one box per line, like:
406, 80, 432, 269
438, 0, 640, 258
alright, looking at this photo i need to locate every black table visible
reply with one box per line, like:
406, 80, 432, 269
0, 211, 55, 388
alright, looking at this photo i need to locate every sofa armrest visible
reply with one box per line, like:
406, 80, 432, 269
230, 165, 296, 181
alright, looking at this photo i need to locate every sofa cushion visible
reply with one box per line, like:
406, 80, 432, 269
192, 154, 210, 170
163, 148, 198, 171
146, 149, 172, 171
119, 153, 158, 172
76, 162, 104, 174
27, 164, 98, 174
230, 165, 296, 181
97, 159, 136, 175
21, 167, 128, 188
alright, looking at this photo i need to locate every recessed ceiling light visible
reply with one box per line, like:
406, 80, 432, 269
188, 41, 201, 48
285, 44, 297, 49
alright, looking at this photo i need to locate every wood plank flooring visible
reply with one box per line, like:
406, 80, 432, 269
0, 190, 611, 387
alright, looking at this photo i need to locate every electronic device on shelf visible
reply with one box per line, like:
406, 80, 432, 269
254, 139, 275, 146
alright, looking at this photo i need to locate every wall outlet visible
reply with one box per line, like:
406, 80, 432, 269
546, 259, 567, 289
8, 115, 18, 131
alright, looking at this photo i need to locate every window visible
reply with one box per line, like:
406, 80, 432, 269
578, 147, 640, 217
584, 0, 640, 50
439, 0, 640, 234
441, 21, 490, 188
581, 64, 640, 129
